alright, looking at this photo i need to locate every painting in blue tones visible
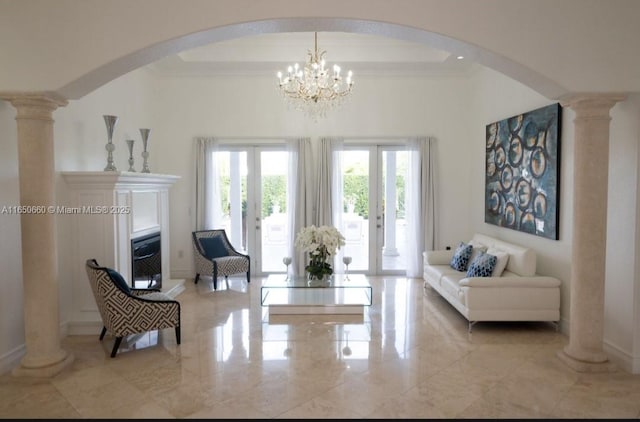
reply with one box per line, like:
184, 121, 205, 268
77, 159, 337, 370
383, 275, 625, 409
485, 103, 561, 240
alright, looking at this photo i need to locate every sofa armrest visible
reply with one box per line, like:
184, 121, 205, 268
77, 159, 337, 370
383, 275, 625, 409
424, 250, 454, 265
459, 276, 561, 288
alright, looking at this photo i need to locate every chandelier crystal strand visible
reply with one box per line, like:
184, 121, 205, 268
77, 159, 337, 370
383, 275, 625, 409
277, 32, 354, 120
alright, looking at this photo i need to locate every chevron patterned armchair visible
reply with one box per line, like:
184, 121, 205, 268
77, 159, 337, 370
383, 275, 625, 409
192, 229, 251, 290
85, 259, 181, 358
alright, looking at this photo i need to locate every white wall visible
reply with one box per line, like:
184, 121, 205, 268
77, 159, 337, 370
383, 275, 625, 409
52, 67, 155, 331
467, 67, 574, 329
0, 99, 24, 372
149, 72, 475, 278
2, 65, 640, 374
604, 93, 640, 373
468, 68, 640, 372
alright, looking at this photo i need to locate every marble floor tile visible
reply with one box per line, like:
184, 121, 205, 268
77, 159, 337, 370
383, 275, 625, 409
1, 275, 639, 419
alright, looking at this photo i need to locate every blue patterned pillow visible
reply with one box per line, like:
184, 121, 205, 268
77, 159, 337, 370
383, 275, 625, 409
450, 242, 473, 271
466, 252, 498, 277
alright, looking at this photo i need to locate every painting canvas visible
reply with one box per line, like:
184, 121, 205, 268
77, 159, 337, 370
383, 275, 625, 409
485, 103, 561, 240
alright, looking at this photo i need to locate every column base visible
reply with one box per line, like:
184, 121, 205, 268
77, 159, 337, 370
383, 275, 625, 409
556, 349, 617, 373
12, 351, 74, 378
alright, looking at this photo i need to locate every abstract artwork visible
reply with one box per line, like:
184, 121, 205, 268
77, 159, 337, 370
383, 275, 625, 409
485, 103, 562, 240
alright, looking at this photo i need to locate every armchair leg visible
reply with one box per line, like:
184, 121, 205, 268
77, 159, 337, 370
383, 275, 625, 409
246, 271, 250, 284
99, 326, 107, 340
213, 267, 218, 290
175, 326, 181, 344
111, 337, 123, 358
194, 273, 200, 284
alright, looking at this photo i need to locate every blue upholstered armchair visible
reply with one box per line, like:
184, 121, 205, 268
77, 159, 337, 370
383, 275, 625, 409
192, 229, 251, 290
85, 259, 181, 357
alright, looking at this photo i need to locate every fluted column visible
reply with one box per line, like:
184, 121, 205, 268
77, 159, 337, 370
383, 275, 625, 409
557, 93, 626, 372
1, 93, 74, 377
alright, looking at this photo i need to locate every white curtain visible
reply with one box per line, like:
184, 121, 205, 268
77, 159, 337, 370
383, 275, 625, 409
315, 137, 344, 271
405, 136, 437, 277
194, 137, 223, 230
330, 139, 345, 269
315, 137, 334, 226
287, 137, 314, 276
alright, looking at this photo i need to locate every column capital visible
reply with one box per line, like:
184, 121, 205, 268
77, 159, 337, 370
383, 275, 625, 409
0, 91, 68, 120
559, 93, 627, 118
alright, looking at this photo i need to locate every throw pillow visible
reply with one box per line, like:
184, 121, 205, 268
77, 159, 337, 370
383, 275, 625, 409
106, 268, 131, 294
466, 252, 498, 277
450, 242, 473, 271
487, 247, 510, 276
199, 236, 228, 259
468, 244, 488, 264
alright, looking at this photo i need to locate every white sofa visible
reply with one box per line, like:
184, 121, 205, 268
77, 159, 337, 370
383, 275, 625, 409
423, 233, 560, 331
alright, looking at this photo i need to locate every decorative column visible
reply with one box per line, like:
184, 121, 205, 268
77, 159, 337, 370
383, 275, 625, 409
557, 93, 626, 372
1, 93, 74, 377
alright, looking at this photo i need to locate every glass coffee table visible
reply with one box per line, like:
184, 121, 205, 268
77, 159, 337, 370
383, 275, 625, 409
261, 273, 372, 315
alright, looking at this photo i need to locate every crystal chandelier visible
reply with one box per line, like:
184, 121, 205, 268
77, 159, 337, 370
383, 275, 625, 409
277, 32, 354, 120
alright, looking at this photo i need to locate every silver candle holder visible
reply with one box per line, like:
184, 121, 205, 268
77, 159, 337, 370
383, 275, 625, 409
140, 128, 151, 173
125, 139, 136, 172
103, 115, 119, 171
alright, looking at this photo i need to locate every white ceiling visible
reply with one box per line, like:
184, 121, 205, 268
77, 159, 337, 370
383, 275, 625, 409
146, 31, 476, 77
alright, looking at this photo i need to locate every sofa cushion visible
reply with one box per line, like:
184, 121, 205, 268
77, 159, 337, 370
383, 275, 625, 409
450, 242, 473, 271
471, 234, 536, 276
466, 252, 498, 277
424, 264, 462, 286
487, 247, 510, 277
441, 273, 467, 302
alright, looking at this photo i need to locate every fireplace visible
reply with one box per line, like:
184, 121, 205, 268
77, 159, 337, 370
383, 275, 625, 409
131, 232, 162, 289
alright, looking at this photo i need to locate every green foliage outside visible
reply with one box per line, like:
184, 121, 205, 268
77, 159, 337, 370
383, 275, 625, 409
219, 174, 405, 219
261, 175, 286, 217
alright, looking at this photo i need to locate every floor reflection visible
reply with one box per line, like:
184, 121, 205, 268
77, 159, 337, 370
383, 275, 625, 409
1, 276, 640, 419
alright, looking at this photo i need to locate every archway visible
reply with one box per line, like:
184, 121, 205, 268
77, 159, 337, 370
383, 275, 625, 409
58, 18, 567, 101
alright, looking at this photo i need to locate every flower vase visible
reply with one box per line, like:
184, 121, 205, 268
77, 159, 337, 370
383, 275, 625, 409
103, 115, 119, 171
125, 139, 136, 172
140, 128, 151, 173
307, 271, 332, 287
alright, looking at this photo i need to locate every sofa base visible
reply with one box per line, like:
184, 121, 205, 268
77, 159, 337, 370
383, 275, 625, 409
424, 280, 560, 332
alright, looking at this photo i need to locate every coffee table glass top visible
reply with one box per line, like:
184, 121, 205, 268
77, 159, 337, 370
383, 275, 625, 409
261, 273, 372, 308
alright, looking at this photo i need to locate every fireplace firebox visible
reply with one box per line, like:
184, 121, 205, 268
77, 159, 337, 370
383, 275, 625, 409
131, 232, 162, 289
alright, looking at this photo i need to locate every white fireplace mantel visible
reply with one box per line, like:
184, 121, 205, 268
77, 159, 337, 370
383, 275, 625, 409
61, 171, 181, 333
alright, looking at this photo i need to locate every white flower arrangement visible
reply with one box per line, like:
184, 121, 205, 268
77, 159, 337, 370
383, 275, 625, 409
294, 225, 346, 279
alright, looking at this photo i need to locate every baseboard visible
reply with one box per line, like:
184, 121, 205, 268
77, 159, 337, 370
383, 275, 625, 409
1, 322, 75, 375
603, 339, 640, 374
0, 344, 25, 376
171, 269, 193, 280
66, 320, 103, 336
163, 278, 186, 298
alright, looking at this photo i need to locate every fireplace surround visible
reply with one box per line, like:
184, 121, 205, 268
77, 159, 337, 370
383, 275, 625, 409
62, 171, 179, 334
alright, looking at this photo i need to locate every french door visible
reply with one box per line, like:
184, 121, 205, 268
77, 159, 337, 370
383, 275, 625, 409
213, 146, 290, 275
339, 145, 408, 275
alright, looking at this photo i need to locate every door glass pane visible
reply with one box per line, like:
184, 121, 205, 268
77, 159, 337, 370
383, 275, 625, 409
260, 150, 289, 272
381, 150, 408, 271
217, 151, 248, 253
340, 150, 369, 272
